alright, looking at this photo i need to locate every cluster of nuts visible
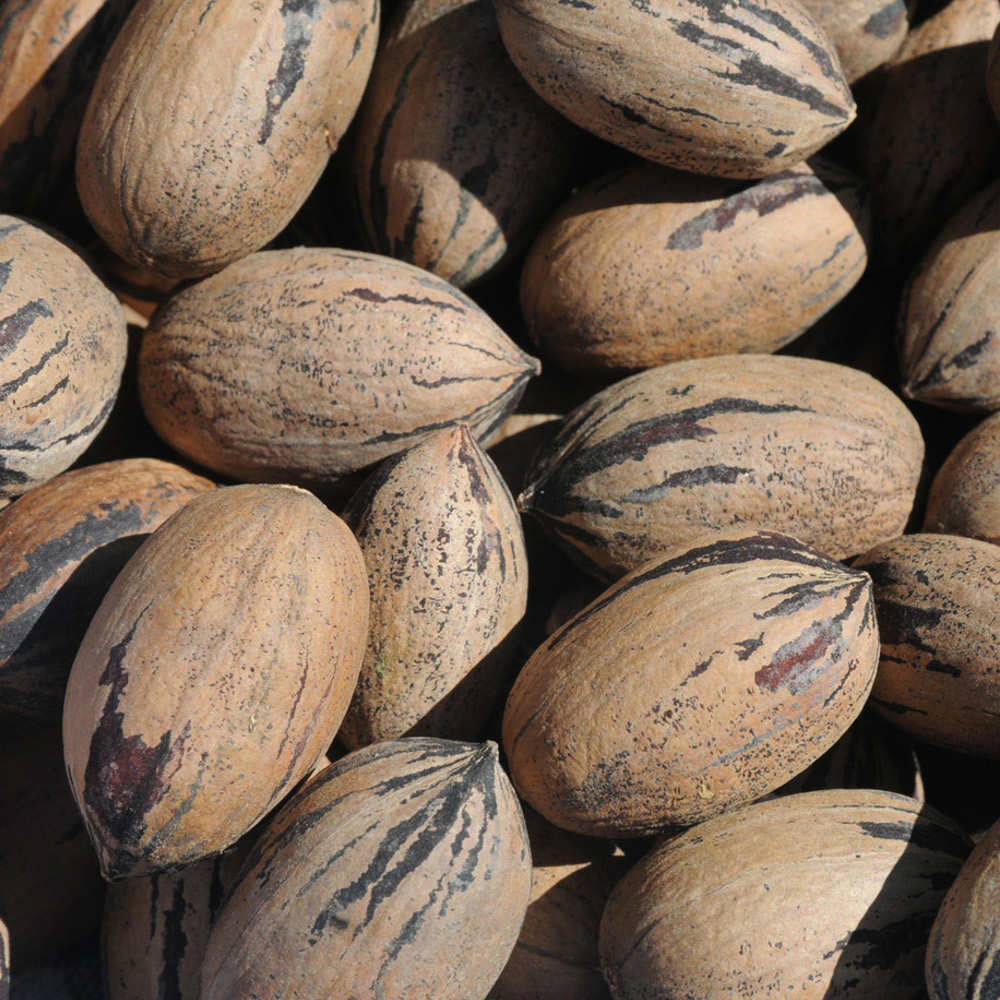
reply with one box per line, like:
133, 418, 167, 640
4, 0, 1000, 998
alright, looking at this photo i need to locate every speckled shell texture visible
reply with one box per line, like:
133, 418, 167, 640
796, 0, 909, 81
854, 532, 1000, 758
102, 846, 247, 1000
493, 0, 855, 179
862, 0, 1000, 267
502, 529, 879, 837
0, 0, 136, 212
520, 159, 871, 376
0, 458, 214, 721
0, 723, 106, 968
352, 0, 581, 288
899, 178, 1000, 412
924, 411, 1000, 540
339, 424, 528, 748
486, 807, 622, 1000
62, 483, 369, 881
76, 0, 378, 279
519, 354, 924, 581
138, 247, 539, 491
927, 815, 1000, 1000
0, 216, 127, 499
599, 790, 972, 1000
200, 738, 533, 1000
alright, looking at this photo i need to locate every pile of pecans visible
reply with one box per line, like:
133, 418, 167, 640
3, 0, 1000, 998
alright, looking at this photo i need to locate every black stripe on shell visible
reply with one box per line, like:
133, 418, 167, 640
82, 604, 196, 879
158, 878, 189, 1000
522, 396, 813, 514
0, 299, 55, 363
665, 170, 825, 251
547, 530, 862, 652
258, 0, 321, 144
680, 0, 848, 90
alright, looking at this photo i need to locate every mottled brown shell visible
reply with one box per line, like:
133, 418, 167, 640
520, 159, 871, 376
927, 815, 1000, 1000
0, 0, 135, 213
854, 532, 1000, 757
62, 483, 369, 880
0, 216, 127, 499
502, 529, 879, 837
487, 807, 622, 1000
352, 0, 581, 288
137, 247, 539, 492
599, 790, 972, 1000
76, 0, 378, 279
796, 0, 910, 81
924, 411, 1000, 539
339, 424, 528, 748
519, 354, 924, 581
101, 844, 248, 1000
0, 723, 106, 968
899, 178, 1000, 412
493, 0, 855, 179
200, 738, 533, 1000
862, 0, 1000, 267
0, 458, 214, 721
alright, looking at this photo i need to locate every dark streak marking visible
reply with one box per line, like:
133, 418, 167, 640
23, 374, 69, 409
157, 878, 189, 1000
843, 913, 943, 973
598, 95, 658, 128
149, 874, 160, 942
83, 603, 191, 879
395, 189, 424, 262
678, 0, 846, 85
0, 298, 54, 361
343, 286, 466, 313
871, 697, 929, 716
672, 20, 849, 118
306, 743, 499, 949
735, 634, 764, 660
0, 504, 147, 705
666, 171, 823, 250
0, 455, 29, 488
258, 0, 319, 145
855, 819, 971, 858
0, 328, 69, 405
902, 266, 978, 391
621, 464, 749, 503
907, 329, 996, 396
927, 956, 949, 1000
976, 947, 1000, 1000
865, 595, 947, 661
367, 52, 422, 254
865, 3, 904, 39
754, 577, 868, 694
525, 397, 811, 515
546, 531, 860, 654
680, 655, 714, 686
